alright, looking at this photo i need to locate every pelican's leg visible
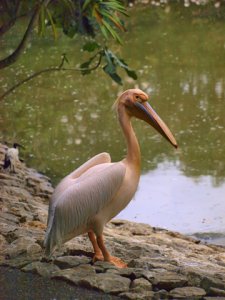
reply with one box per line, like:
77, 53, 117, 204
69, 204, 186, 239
96, 235, 127, 268
88, 231, 103, 262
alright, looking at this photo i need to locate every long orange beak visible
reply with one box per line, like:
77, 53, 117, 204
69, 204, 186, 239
134, 101, 178, 148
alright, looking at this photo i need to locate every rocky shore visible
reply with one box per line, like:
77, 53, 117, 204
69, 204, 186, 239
0, 143, 225, 299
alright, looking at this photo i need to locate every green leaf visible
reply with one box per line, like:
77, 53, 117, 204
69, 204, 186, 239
103, 49, 115, 72
99, 24, 109, 39
103, 62, 116, 74
103, 49, 137, 82
125, 68, 138, 80
82, 0, 92, 10
103, 65, 122, 85
80, 53, 97, 75
103, 1, 128, 16
38, 6, 46, 36
102, 19, 122, 44
83, 41, 100, 52
46, 8, 58, 39
100, 9, 125, 31
63, 54, 69, 64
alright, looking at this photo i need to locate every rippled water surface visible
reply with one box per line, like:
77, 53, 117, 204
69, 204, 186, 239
1, 5, 225, 242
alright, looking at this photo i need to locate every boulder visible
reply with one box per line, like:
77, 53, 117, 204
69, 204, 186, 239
169, 286, 206, 299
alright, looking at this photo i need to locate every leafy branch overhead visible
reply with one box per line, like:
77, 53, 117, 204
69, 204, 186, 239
0, 0, 137, 96
80, 42, 137, 85
40, 0, 136, 83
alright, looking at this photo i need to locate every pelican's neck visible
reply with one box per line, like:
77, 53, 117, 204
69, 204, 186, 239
118, 107, 141, 169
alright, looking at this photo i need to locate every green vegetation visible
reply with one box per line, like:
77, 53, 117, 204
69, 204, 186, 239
0, 0, 137, 99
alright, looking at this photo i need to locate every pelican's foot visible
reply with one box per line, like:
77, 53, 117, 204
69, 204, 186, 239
107, 256, 127, 268
92, 252, 104, 263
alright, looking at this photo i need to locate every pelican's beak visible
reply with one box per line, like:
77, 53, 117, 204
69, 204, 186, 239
134, 101, 178, 148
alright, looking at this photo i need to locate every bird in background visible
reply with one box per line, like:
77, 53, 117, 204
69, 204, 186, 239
3, 143, 24, 173
44, 88, 177, 268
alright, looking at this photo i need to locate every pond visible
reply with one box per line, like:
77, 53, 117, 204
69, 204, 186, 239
1, 4, 225, 244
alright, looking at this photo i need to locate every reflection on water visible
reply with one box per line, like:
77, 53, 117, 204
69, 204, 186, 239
0, 5, 225, 239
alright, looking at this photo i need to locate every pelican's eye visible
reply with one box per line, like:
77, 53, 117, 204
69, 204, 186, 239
135, 95, 142, 102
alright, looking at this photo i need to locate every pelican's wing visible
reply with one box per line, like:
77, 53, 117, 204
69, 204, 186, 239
68, 152, 111, 179
44, 162, 126, 255
46, 152, 111, 227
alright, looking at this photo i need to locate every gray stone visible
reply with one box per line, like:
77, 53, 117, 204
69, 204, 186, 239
154, 289, 169, 299
26, 243, 42, 256
54, 255, 91, 269
3, 237, 35, 259
119, 291, 155, 299
204, 298, 225, 300
128, 258, 178, 272
169, 286, 206, 299
52, 264, 96, 282
53, 266, 130, 294
2, 256, 37, 268
152, 272, 188, 291
201, 276, 225, 292
0, 212, 19, 224
22, 261, 60, 278
89, 273, 130, 294
130, 278, 152, 292
209, 287, 225, 297
94, 260, 118, 270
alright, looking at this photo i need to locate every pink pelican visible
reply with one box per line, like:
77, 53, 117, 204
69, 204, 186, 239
44, 89, 177, 268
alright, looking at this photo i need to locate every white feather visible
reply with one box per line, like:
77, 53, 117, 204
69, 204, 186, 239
44, 153, 126, 255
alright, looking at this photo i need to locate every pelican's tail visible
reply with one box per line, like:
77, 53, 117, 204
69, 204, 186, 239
43, 228, 57, 257
44, 216, 63, 257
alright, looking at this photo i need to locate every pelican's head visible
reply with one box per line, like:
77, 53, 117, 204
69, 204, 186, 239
115, 88, 178, 148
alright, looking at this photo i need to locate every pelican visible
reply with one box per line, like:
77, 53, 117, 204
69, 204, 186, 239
44, 89, 177, 268
3, 143, 23, 173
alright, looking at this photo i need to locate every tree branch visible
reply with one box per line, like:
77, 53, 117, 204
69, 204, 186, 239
0, 0, 51, 70
0, 52, 102, 101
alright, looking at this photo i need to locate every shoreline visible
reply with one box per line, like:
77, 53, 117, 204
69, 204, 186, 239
1, 143, 225, 299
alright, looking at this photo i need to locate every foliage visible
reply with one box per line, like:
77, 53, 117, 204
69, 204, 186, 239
0, 0, 137, 88
80, 43, 137, 84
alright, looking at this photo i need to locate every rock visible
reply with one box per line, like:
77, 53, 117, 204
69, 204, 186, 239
119, 291, 155, 299
130, 278, 152, 292
2, 255, 38, 268
154, 289, 169, 299
201, 276, 225, 292
54, 255, 91, 269
94, 260, 118, 271
52, 264, 96, 281
169, 286, 206, 299
90, 273, 130, 294
0, 212, 19, 224
209, 287, 225, 297
128, 258, 178, 272
26, 243, 42, 256
22, 261, 60, 277
53, 266, 130, 294
152, 272, 188, 291
203, 297, 225, 300
3, 237, 36, 259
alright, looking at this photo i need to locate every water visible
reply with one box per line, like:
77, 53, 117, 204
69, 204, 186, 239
1, 5, 225, 243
